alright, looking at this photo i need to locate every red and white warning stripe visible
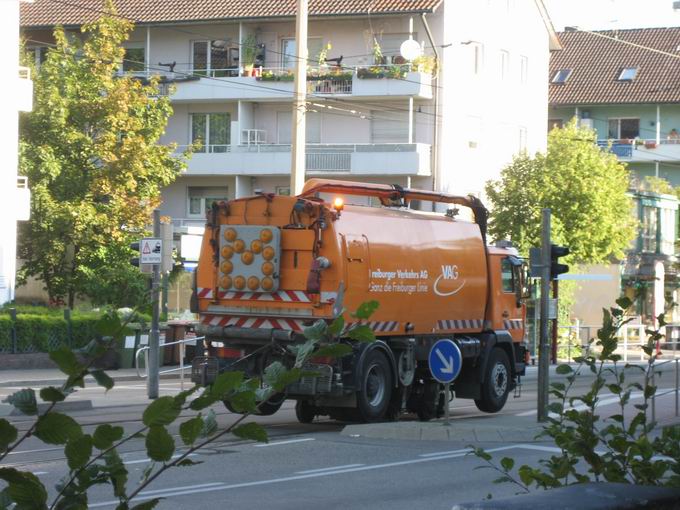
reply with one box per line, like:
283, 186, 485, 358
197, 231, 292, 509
503, 319, 524, 330
436, 319, 488, 330
201, 314, 307, 332
196, 288, 337, 303
350, 321, 400, 333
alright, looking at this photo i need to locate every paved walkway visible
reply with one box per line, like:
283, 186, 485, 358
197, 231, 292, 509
0, 367, 183, 387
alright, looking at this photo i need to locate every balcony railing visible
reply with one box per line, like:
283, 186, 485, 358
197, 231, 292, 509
174, 143, 431, 175
597, 138, 680, 161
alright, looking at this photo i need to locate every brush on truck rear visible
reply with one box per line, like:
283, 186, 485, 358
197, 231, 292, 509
191, 179, 529, 423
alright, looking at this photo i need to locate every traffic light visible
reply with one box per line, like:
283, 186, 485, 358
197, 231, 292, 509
550, 244, 570, 280
130, 241, 141, 268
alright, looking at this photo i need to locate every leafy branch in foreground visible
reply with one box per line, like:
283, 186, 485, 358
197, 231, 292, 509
0, 301, 378, 509
471, 296, 680, 492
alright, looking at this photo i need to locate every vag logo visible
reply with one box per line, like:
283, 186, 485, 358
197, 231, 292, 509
440, 265, 459, 280
434, 264, 466, 297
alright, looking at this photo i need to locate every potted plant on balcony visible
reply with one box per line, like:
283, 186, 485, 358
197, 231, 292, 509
644, 140, 658, 149
242, 34, 257, 77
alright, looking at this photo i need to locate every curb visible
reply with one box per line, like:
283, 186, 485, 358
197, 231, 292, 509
0, 372, 184, 388
452, 482, 680, 509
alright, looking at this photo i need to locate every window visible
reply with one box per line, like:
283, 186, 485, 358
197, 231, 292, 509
608, 118, 640, 139
660, 207, 676, 255
520, 55, 528, 83
641, 205, 658, 253
618, 67, 638, 81
471, 43, 484, 75
518, 127, 528, 153
500, 50, 509, 80
188, 187, 229, 217
548, 119, 564, 131
26, 46, 48, 68
551, 69, 571, 84
281, 37, 323, 69
501, 258, 515, 292
192, 40, 232, 75
123, 47, 145, 73
370, 110, 410, 143
190, 113, 231, 152
275, 186, 291, 196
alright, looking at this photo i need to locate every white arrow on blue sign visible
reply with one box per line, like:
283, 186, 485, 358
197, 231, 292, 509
428, 339, 463, 384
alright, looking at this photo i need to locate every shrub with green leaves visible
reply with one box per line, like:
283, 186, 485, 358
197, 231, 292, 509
0, 301, 378, 508
471, 296, 680, 492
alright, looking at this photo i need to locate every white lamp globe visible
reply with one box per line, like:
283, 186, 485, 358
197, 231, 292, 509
400, 39, 422, 60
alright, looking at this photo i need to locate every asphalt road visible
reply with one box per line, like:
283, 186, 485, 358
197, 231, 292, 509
1, 363, 679, 509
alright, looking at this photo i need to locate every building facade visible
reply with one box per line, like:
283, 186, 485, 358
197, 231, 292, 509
548, 28, 680, 325
0, 0, 32, 305
22, 0, 558, 232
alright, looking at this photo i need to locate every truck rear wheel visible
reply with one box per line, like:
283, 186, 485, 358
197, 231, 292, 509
475, 348, 511, 413
357, 350, 393, 422
295, 400, 317, 423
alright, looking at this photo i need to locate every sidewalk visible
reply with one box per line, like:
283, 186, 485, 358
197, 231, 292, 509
0, 367, 184, 388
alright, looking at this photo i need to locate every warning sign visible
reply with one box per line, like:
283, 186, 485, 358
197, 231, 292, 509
140, 238, 162, 265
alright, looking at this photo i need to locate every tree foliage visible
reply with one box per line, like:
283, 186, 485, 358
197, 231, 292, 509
18, 2, 187, 307
485, 121, 636, 263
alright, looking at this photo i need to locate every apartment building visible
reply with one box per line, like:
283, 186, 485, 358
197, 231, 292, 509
0, 0, 32, 305
549, 28, 680, 324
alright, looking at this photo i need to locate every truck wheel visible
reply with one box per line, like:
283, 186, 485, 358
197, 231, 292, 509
357, 350, 393, 422
475, 348, 511, 413
295, 400, 317, 423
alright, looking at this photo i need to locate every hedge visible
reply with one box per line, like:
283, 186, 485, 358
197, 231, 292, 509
0, 308, 151, 354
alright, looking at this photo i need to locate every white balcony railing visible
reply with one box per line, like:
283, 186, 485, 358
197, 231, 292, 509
598, 139, 680, 162
17, 66, 33, 113
174, 143, 431, 176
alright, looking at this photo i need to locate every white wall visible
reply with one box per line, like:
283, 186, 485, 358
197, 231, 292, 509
0, 0, 30, 304
436, 0, 551, 198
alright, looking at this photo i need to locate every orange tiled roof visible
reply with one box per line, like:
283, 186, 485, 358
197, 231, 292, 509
21, 0, 443, 27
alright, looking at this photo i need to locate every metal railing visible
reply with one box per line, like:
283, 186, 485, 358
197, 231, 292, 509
135, 336, 204, 390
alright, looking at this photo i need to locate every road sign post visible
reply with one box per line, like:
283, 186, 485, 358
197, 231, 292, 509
148, 210, 161, 400
428, 339, 463, 426
538, 209, 551, 422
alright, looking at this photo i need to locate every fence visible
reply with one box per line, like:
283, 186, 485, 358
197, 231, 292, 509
556, 322, 680, 363
135, 335, 203, 390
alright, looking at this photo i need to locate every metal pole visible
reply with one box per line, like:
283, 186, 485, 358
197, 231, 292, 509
675, 359, 678, 417
148, 209, 161, 399
290, 0, 308, 195
180, 340, 185, 391
537, 208, 551, 422
651, 367, 656, 423
444, 383, 450, 426
551, 279, 559, 364
9, 308, 17, 354
161, 272, 169, 320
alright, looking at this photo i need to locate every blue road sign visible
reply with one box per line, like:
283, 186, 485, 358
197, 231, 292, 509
429, 339, 462, 384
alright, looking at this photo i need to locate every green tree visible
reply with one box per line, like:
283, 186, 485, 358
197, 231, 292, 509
485, 120, 636, 263
18, 3, 186, 308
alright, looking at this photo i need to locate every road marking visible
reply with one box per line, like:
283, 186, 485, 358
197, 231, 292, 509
296, 464, 365, 474
254, 438, 315, 448
515, 392, 644, 417
7, 446, 63, 456
137, 482, 225, 496
419, 448, 472, 458
123, 453, 197, 465
88, 444, 524, 507
32, 471, 48, 475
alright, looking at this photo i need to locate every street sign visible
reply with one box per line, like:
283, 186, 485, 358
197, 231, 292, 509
428, 339, 463, 384
140, 238, 162, 265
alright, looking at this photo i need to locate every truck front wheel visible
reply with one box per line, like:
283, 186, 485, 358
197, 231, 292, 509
475, 348, 511, 413
357, 350, 393, 422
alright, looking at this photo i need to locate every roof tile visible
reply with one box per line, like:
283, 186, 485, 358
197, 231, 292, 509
550, 28, 680, 106
21, 0, 442, 27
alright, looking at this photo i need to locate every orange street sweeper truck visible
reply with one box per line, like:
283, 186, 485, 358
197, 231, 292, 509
190, 179, 529, 423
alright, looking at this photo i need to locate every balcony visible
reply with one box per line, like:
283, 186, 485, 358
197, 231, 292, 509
176, 143, 431, 176
163, 65, 432, 102
598, 139, 680, 162
17, 67, 33, 113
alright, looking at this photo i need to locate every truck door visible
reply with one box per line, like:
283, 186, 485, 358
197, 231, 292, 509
343, 234, 370, 292
499, 256, 525, 341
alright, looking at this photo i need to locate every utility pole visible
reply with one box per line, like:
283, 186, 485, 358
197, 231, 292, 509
537, 208, 551, 422
290, 0, 308, 196
148, 209, 161, 399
